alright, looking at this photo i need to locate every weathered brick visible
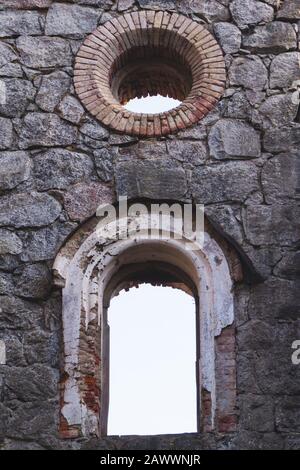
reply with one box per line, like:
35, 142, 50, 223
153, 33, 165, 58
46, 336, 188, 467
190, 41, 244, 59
74, 11, 225, 137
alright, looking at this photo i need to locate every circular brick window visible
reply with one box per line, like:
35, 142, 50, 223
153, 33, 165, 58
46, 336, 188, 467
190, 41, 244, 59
74, 11, 226, 137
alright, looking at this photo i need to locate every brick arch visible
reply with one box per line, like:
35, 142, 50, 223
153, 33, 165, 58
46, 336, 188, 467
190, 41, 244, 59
53, 206, 238, 438
74, 11, 226, 137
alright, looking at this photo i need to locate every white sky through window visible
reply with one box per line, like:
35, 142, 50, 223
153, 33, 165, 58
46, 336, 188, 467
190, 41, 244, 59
107, 284, 197, 436
124, 95, 181, 114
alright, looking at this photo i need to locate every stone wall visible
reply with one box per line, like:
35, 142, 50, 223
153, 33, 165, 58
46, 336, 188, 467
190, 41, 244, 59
0, 0, 299, 450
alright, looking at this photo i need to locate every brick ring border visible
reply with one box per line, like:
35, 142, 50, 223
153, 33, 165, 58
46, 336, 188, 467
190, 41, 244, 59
74, 11, 226, 137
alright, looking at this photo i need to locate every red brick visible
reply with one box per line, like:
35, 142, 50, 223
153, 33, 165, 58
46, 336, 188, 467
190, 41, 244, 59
74, 10, 225, 137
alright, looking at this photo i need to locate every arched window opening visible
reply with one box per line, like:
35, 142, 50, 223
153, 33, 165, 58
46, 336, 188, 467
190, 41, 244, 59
107, 284, 197, 436
53, 209, 239, 439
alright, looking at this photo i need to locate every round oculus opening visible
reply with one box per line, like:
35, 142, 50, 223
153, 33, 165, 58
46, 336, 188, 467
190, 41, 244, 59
110, 46, 193, 114
74, 11, 226, 136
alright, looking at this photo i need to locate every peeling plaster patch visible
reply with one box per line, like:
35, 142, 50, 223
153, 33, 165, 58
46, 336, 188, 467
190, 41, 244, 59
61, 377, 82, 426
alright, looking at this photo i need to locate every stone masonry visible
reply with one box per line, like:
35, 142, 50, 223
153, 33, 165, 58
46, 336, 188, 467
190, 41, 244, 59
0, 0, 300, 450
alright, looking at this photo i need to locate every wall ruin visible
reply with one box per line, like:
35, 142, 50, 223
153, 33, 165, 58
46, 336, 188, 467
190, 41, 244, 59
0, 0, 299, 450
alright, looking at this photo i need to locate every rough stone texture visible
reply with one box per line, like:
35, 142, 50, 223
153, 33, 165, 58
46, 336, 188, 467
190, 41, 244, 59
178, 0, 230, 22
208, 119, 261, 160
229, 57, 268, 90
2, 401, 57, 441
270, 52, 300, 89
224, 92, 252, 119
276, 397, 300, 432
136, 0, 176, 10
33, 148, 93, 190
16, 36, 72, 69
0, 117, 13, 150
18, 113, 77, 149
35, 72, 71, 113
214, 22, 241, 54
264, 125, 300, 152
192, 161, 259, 204
243, 204, 300, 245
0, 0, 299, 451
2, 0, 52, 6
261, 150, 300, 204
19, 222, 75, 262
243, 22, 297, 53
245, 277, 299, 321
205, 204, 244, 246
274, 251, 300, 280
167, 140, 207, 166
57, 95, 84, 124
4, 364, 58, 400
258, 93, 298, 128
0, 295, 43, 331
0, 151, 31, 190
0, 42, 18, 69
0, 79, 35, 117
239, 395, 275, 432
115, 159, 188, 200
22, 329, 59, 366
64, 182, 114, 221
0, 10, 45, 37
93, 147, 115, 182
45, 4, 102, 39
0, 271, 13, 295
0, 192, 61, 228
230, 0, 274, 28
118, 0, 135, 11
277, 0, 300, 20
0, 62, 23, 79
79, 119, 109, 144
14, 263, 52, 299
0, 229, 23, 255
